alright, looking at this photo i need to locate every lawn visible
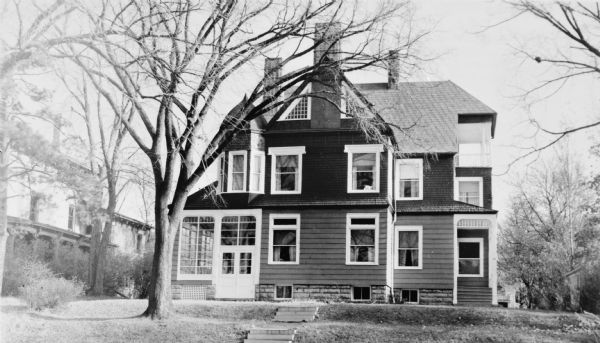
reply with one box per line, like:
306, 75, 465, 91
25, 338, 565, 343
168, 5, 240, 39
1, 297, 599, 343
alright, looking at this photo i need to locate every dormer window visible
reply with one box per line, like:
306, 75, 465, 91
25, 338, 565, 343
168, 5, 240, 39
280, 85, 311, 121
345, 144, 383, 193
269, 146, 306, 194
227, 151, 247, 192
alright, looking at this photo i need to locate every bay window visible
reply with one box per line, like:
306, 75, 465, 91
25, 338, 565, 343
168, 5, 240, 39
227, 151, 247, 192
249, 151, 265, 193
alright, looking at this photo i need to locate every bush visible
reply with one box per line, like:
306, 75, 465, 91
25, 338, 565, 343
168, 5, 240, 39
50, 245, 89, 285
16, 259, 84, 310
21, 277, 85, 310
581, 262, 600, 314
102, 250, 153, 298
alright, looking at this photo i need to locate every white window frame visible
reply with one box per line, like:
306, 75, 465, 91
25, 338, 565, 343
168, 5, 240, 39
177, 216, 215, 281
344, 144, 383, 193
269, 146, 305, 195
454, 177, 483, 207
345, 213, 379, 265
268, 213, 300, 265
226, 150, 247, 193
249, 151, 266, 193
274, 285, 294, 300
394, 226, 423, 270
279, 84, 312, 121
458, 237, 484, 277
395, 159, 423, 200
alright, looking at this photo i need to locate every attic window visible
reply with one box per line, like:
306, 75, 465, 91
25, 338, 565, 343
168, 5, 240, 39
285, 97, 309, 120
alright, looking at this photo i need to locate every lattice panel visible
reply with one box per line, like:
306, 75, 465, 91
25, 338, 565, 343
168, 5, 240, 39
180, 285, 208, 300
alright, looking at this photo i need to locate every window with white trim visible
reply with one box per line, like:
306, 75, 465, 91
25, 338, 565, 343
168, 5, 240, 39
455, 177, 483, 206
458, 238, 484, 277
227, 151, 247, 192
396, 159, 423, 200
179, 216, 214, 276
269, 146, 305, 194
269, 214, 300, 264
275, 285, 293, 299
395, 226, 422, 269
221, 216, 256, 246
249, 151, 265, 193
345, 145, 383, 193
346, 214, 378, 264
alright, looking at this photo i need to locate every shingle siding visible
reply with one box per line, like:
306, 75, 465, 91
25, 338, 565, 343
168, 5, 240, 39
455, 167, 493, 209
395, 154, 454, 209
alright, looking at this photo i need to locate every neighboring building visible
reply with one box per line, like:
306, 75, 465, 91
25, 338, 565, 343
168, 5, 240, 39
6, 165, 152, 259
171, 24, 498, 305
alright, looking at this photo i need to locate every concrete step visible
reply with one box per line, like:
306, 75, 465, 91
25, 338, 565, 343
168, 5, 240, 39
244, 328, 296, 343
273, 306, 318, 323
277, 306, 317, 312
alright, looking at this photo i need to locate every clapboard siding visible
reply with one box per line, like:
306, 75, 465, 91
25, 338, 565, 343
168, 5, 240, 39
259, 208, 387, 285
394, 215, 454, 289
458, 229, 489, 287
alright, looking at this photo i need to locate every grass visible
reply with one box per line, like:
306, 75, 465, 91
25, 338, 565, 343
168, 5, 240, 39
1, 297, 599, 343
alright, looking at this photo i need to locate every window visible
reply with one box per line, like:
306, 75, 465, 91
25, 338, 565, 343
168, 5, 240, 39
217, 155, 226, 193
30, 192, 42, 222
275, 285, 293, 299
352, 286, 371, 301
269, 146, 305, 194
395, 226, 422, 269
458, 238, 484, 277
346, 214, 379, 265
221, 216, 256, 246
227, 151, 247, 192
401, 289, 419, 304
239, 252, 252, 274
344, 145, 383, 193
222, 252, 234, 274
179, 216, 214, 277
455, 177, 483, 206
249, 151, 265, 193
67, 205, 76, 230
396, 159, 423, 200
281, 84, 311, 120
269, 214, 300, 264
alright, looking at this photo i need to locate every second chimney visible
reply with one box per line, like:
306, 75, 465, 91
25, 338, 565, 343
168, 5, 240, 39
387, 50, 399, 89
314, 22, 342, 65
264, 57, 282, 100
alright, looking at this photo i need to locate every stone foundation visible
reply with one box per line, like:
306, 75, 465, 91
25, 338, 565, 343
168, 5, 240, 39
393, 288, 452, 305
172, 284, 215, 300
256, 284, 389, 302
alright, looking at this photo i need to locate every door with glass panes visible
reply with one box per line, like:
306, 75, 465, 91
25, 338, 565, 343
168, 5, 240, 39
215, 215, 257, 299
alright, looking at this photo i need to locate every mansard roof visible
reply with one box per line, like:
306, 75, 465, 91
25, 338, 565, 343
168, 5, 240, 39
357, 81, 496, 154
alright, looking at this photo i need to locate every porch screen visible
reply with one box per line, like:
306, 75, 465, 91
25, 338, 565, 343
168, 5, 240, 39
221, 216, 256, 245
179, 216, 214, 275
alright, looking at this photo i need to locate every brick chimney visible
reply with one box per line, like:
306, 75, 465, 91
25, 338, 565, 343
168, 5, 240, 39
387, 50, 399, 89
264, 57, 282, 99
312, 22, 342, 129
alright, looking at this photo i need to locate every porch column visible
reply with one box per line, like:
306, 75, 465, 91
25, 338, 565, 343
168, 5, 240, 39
489, 216, 498, 305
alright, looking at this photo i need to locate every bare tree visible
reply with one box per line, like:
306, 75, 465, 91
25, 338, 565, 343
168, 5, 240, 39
0, 0, 112, 293
506, 1, 600, 168
59, 0, 424, 318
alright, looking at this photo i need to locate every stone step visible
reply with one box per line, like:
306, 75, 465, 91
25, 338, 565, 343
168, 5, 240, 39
273, 306, 318, 323
244, 328, 296, 343
277, 306, 317, 312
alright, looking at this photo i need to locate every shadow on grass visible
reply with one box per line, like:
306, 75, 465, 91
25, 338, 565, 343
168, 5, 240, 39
27, 312, 143, 322
0, 304, 28, 313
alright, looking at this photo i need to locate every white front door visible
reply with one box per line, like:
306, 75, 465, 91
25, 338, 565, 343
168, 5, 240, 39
214, 214, 259, 299
216, 248, 256, 299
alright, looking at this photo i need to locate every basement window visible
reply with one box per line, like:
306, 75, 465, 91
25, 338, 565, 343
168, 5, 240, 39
352, 286, 371, 301
275, 285, 293, 300
401, 289, 419, 304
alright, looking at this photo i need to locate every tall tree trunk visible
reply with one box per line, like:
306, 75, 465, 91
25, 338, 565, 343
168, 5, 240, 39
91, 212, 114, 295
88, 217, 102, 291
143, 193, 181, 319
0, 85, 9, 293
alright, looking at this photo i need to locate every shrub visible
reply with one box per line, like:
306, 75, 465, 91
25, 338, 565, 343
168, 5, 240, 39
581, 261, 600, 314
50, 245, 89, 285
102, 249, 153, 298
20, 277, 85, 310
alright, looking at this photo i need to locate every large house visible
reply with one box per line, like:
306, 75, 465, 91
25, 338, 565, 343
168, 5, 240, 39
172, 25, 498, 305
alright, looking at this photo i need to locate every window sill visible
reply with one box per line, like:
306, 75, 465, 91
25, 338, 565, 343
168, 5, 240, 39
458, 274, 484, 278
346, 262, 378, 266
268, 261, 300, 265
396, 197, 423, 201
394, 266, 423, 270
347, 190, 379, 194
271, 191, 301, 195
